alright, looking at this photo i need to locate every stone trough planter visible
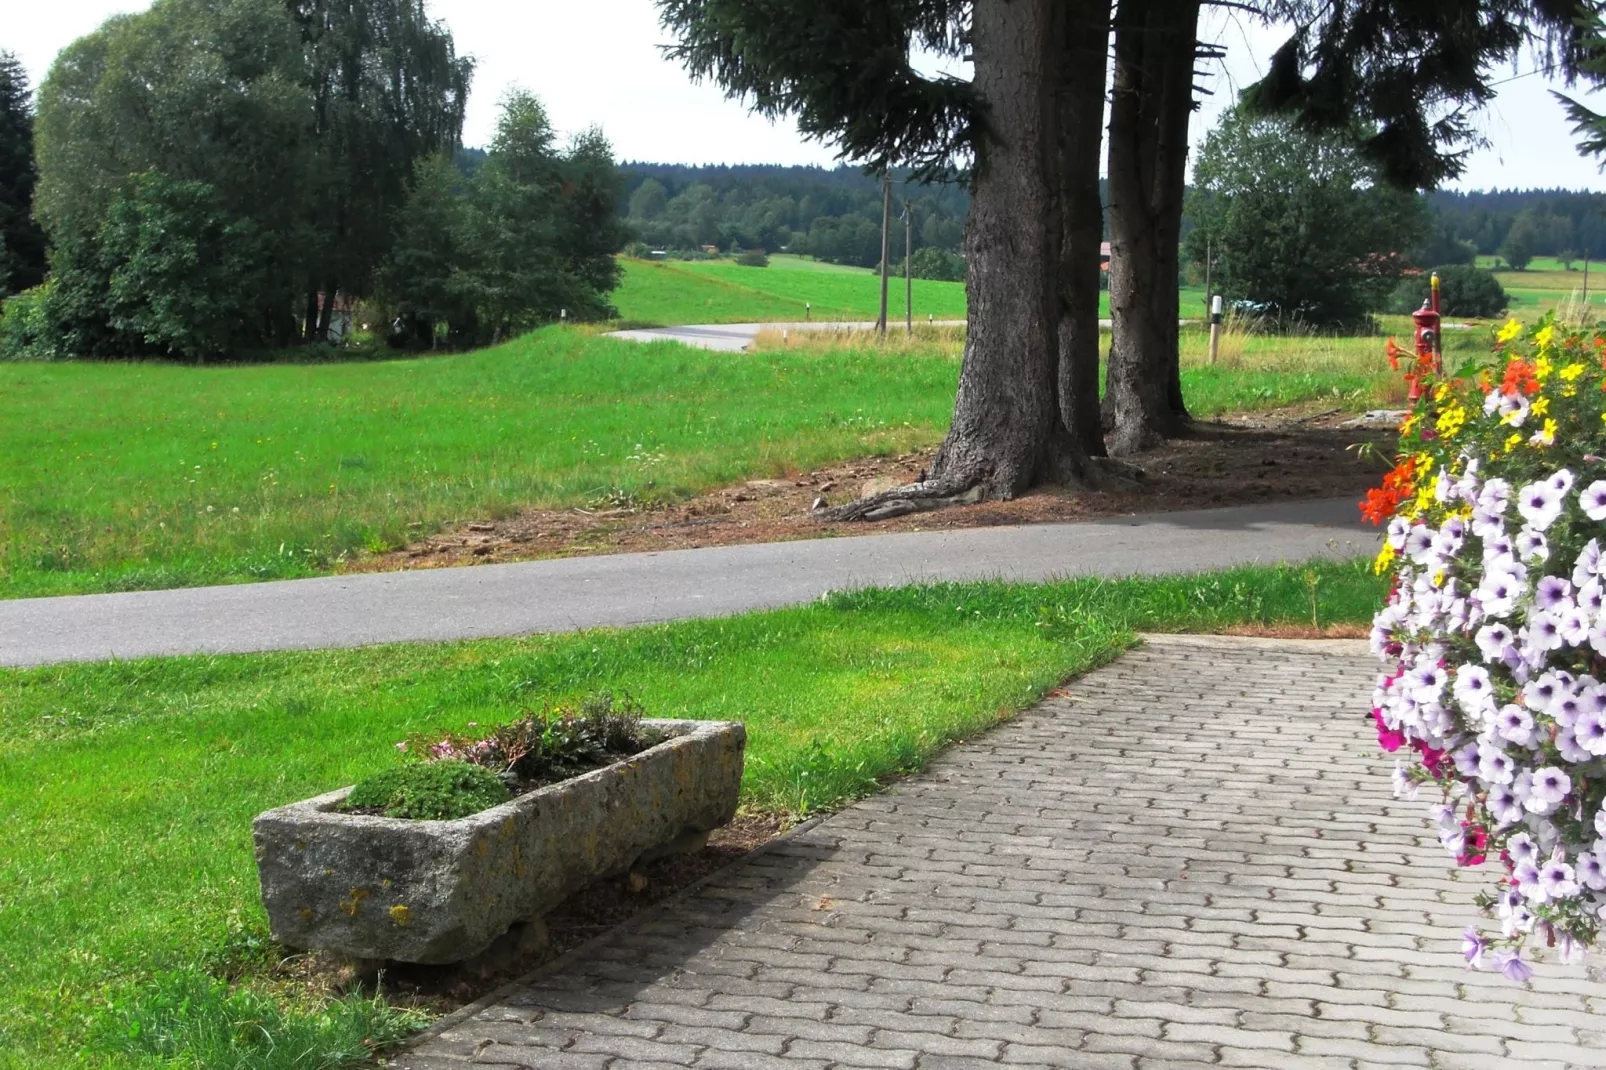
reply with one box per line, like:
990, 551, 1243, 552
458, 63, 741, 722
252, 719, 744, 964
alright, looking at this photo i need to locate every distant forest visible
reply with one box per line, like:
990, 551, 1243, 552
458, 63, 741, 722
616, 164, 969, 267
608, 164, 1606, 272
1427, 189, 1606, 261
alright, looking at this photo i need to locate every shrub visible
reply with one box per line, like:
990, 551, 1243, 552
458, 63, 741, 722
734, 250, 769, 268
0, 281, 59, 360
1389, 265, 1508, 319
909, 246, 965, 282
343, 760, 511, 820
1366, 315, 1606, 978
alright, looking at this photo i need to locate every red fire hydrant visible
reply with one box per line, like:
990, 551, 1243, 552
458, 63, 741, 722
1408, 272, 1443, 402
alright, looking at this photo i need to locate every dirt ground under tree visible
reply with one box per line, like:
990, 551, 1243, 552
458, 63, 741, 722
350, 407, 1393, 575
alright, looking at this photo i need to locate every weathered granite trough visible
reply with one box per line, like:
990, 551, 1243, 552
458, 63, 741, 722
252, 719, 745, 964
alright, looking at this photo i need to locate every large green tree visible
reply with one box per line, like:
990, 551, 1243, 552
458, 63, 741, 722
1186, 108, 1425, 328
288, 0, 473, 339
0, 51, 46, 296
34, 0, 316, 354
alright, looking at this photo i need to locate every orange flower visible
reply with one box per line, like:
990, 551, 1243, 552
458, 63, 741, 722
1502, 360, 1540, 396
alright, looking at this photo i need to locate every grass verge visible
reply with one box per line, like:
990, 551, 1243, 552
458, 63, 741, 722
0, 561, 1384, 1068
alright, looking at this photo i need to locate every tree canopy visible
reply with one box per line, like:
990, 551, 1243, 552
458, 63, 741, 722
0, 52, 46, 297
1186, 108, 1426, 328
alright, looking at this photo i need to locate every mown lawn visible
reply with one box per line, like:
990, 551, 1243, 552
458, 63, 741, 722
0, 329, 958, 598
0, 562, 1385, 1069
612, 255, 1211, 326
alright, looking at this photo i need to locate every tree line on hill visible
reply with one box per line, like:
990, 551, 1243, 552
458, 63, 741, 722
0, 0, 626, 361
618, 163, 968, 277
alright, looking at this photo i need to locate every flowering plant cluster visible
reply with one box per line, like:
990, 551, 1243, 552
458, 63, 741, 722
1367, 315, 1606, 979
395, 691, 651, 785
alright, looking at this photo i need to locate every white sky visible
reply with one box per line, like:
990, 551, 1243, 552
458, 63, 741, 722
8, 0, 1606, 191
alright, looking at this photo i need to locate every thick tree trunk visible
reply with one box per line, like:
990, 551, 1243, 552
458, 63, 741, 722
315, 280, 337, 342
1057, 0, 1112, 458
304, 288, 321, 343
824, 0, 1076, 521
1103, 0, 1199, 456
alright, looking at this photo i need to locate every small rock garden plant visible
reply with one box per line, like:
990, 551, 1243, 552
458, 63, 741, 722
341, 693, 658, 820
1367, 315, 1606, 977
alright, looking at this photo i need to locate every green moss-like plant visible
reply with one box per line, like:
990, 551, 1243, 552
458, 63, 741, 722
342, 760, 510, 820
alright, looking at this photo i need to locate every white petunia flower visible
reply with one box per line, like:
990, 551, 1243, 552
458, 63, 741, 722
1488, 784, 1526, 826
1518, 481, 1565, 531
1495, 704, 1535, 747
1516, 529, 1551, 563
1582, 481, 1606, 522
1549, 469, 1576, 497
1476, 623, 1515, 662
1476, 743, 1517, 785
1527, 767, 1573, 813
1576, 709, 1606, 756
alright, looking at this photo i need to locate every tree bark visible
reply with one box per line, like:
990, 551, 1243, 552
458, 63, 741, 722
1103, 0, 1199, 456
824, 0, 1076, 520
1057, 0, 1112, 458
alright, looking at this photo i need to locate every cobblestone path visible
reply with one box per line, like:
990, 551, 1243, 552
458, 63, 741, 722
396, 635, 1606, 1070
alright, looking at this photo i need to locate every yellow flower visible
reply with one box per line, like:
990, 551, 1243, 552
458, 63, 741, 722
1561, 362, 1587, 381
1435, 405, 1467, 438
1414, 485, 1436, 513
1535, 354, 1555, 380
1535, 324, 1557, 351
1532, 396, 1551, 417
1530, 418, 1559, 448
1400, 413, 1421, 435
1497, 318, 1524, 344
1374, 543, 1397, 575
1505, 432, 1524, 453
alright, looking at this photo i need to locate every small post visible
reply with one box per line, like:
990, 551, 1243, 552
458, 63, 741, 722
1586, 255, 1591, 307
1208, 294, 1223, 365
560, 308, 568, 325
805, 302, 811, 322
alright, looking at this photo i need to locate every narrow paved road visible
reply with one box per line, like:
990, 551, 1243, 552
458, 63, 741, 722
606, 321, 968, 352
0, 498, 1373, 668
399, 636, 1605, 1070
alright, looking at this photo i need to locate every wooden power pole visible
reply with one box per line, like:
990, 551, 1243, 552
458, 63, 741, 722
877, 173, 892, 339
903, 201, 913, 335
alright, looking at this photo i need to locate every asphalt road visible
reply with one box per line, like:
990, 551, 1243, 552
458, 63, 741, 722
0, 499, 1374, 668
607, 320, 968, 351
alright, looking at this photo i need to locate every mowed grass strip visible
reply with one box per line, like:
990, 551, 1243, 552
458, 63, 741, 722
0, 562, 1384, 1068
0, 328, 957, 599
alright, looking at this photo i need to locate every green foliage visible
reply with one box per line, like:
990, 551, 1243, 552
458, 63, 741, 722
1186, 108, 1426, 328
0, 281, 56, 360
735, 250, 770, 267
99, 967, 423, 1070
101, 172, 288, 361
378, 94, 626, 348
1499, 215, 1535, 270
1388, 264, 1508, 318
909, 246, 964, 281
29, 0, 470, 359
344, 759, 511, 819
0, 51, 46, 297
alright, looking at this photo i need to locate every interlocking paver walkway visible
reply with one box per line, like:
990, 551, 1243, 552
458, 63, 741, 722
395, 635, 1606, 1070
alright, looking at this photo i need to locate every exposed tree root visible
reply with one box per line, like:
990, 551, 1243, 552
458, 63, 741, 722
816, 456, 1145, 523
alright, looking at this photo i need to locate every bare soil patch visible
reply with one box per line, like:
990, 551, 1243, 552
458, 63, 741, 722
349, 408, 1391, 575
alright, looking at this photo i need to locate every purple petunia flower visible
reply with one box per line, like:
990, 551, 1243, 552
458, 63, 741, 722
1462, 927, 1486, 969
1535, 575, 1573, 610
1497, 950, 1534, 983
1494, 704, 1534, 747
1549, 469, 1576, 497
1488, 784, 1525, 826
1527, 767, 1572, 812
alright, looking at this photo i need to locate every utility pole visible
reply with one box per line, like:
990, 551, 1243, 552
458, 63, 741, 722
877, 172, 891, 339
903, 200, 913, 335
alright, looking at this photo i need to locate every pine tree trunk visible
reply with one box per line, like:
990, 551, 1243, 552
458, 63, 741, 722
1103, 0, 1198, 456
1057, 0, 1112, 458
823, 0, 1075, 520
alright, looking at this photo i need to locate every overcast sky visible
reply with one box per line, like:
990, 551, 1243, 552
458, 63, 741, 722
9, 0, 1606, 191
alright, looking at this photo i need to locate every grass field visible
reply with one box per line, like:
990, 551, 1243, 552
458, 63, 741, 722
0, 329, 959, 599
0, 315, 1419, 600
1473, 254, 1606, 320
612, 254, 1210, 326
0, 562, 1385, 1069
